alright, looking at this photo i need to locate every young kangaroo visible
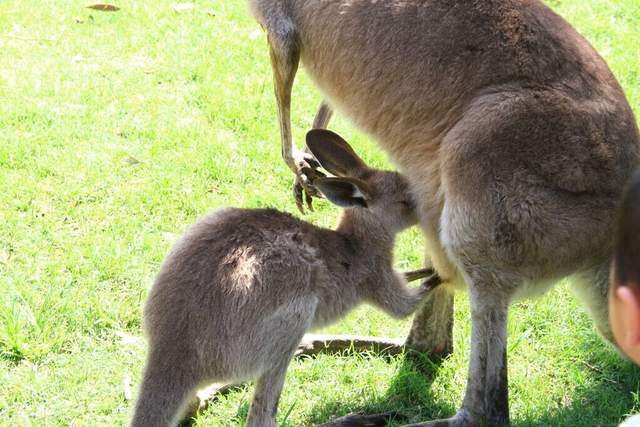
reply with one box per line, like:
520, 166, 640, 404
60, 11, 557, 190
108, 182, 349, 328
130, 129, 436, 427
249, 1, 640, 425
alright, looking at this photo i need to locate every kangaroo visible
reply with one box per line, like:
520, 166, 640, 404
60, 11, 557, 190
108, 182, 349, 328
248, 0, 640, 425
130, 129, 439, 427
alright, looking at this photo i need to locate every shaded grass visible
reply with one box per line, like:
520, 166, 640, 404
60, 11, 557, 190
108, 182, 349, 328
1, 0, 639, 425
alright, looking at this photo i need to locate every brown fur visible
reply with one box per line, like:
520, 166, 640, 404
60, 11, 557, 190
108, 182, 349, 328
130, 131, 431, 427
249, 1, 640, 425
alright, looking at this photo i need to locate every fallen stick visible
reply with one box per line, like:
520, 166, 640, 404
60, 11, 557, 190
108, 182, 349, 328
296, 333, 405, 357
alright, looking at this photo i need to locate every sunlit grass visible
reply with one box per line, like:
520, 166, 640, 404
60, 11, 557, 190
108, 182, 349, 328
1, 0, 639, 425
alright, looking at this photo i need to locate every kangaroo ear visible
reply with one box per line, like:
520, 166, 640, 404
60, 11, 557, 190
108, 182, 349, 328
306, 129, 369, 177
315, 177, 372, 208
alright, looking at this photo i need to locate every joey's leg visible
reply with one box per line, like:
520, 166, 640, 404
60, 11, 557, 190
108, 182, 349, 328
245, 316, 311, 427
245, 357, 293, 427
246, 297, 315, 427
410, 284, 510, 427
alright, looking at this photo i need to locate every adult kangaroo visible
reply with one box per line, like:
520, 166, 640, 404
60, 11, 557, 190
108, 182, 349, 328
249, 0, 640, 425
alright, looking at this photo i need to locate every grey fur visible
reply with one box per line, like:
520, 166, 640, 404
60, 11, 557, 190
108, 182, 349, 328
249, 0, 640, 425
130, 131, 429, 427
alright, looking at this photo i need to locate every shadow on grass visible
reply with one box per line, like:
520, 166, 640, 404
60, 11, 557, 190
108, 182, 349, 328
306, 335, 640, 427
304, 351, 456, 426
511, 334, 640, 427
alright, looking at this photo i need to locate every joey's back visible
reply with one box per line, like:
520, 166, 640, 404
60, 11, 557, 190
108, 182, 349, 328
146, 208, 348, 335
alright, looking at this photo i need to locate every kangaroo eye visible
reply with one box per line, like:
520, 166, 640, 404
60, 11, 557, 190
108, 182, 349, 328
398, 200, 413, 209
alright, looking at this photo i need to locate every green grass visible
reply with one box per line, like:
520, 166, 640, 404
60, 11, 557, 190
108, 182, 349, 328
1, 0, 639, 425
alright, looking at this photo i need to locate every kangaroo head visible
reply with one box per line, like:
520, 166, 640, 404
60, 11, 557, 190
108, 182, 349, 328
306, 129, 418, 233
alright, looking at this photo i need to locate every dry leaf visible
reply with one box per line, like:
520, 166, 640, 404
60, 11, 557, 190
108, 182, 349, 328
114, 331, 141, 346
173, 2, 194, 13
86, 4, 120, 12
124, 156, 141, 165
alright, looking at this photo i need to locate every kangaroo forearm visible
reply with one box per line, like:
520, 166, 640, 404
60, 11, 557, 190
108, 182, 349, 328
371, 274, 426, 319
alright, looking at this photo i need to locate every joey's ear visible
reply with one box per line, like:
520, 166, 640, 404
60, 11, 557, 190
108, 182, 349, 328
315, 177, 372, 208
306, 129, 369, 177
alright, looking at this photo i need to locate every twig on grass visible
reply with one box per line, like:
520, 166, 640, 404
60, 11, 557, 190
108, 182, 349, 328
580, 360, 620, 385
315, 411, 406, 427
